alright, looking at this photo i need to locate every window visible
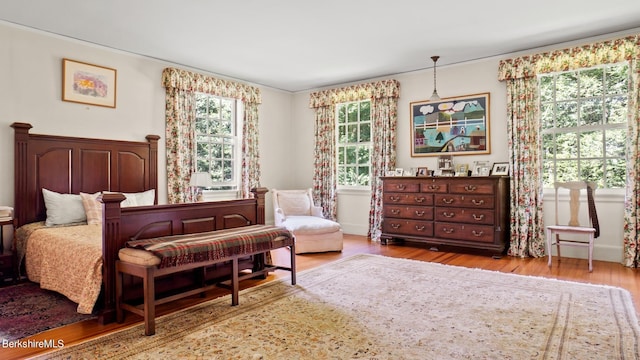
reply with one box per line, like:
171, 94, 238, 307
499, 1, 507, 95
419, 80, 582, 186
540, 63, 629, 189
194, 93, 241, 191
336, 100, 371, 187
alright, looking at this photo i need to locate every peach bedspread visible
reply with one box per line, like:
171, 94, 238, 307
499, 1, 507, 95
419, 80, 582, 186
16, 222, 102, 314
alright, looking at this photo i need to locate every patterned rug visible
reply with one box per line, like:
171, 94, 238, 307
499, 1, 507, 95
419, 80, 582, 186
36, 254, 639, 359
0, 282, 95, 341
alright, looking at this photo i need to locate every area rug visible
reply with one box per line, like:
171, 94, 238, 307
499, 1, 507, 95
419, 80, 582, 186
35, 254, 639, 359
0, 282, 95, 341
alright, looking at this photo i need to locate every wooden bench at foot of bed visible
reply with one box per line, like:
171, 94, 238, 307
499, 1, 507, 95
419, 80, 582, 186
115, 224, 296, 336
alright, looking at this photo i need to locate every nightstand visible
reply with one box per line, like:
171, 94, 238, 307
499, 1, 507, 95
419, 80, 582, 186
0, 218, 16, 284
0, 250, 15, 284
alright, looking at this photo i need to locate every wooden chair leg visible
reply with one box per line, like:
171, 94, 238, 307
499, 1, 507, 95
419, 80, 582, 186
555, 234, 561, 262
588, 234, 594, 272
290, 243, 296, 285
546, 229, 553, 268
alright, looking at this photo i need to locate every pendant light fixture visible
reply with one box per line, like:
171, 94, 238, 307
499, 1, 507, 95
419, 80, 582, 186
429, 55, 441, 101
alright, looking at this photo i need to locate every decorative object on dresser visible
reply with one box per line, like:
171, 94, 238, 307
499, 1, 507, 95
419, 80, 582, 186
472, 161, 491, 176
381, 176, 510, 254
437, 155, 454, 176
491, 162, 509, 176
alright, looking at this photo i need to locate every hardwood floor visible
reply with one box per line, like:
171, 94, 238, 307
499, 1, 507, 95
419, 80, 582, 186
3, 234, 639, 359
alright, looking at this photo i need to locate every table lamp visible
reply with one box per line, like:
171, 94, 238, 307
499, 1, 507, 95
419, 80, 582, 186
190, 172, 213, 202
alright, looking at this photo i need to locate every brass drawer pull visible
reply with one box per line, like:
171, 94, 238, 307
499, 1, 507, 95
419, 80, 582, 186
414, 197, 426, 203
391, 209, 400, 215
472, 230, 484, 237
464, 185, 477, 191
428, 184, 440, 190
396, 184, 406, 190
443, 228, 454, 234
442, 212, 455, 218
442, 198, 454, 204
472, 214, 485, 221
390, 196, 400, 202
471, 199, 485, 206
414, 210, 425, 217
415, 225, 425, 231
391, 223, 401, 229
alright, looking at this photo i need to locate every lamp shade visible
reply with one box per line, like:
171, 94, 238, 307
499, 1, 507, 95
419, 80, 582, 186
189, 172, 213, 188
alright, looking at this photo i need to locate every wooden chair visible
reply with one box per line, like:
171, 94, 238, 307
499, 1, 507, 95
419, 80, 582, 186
546, 181, 599, 272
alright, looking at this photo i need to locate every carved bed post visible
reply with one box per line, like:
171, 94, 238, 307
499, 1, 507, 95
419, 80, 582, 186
145, 135, 160, 204
99, 192, 126, 324
251, 187, 268, 225
11, 122, 33, 227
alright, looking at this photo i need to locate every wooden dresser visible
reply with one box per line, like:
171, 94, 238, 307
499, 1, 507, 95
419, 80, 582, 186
380, 176, 510, 254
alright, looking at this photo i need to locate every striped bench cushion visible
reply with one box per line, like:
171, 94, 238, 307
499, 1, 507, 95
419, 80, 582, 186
125, 225, 293, 268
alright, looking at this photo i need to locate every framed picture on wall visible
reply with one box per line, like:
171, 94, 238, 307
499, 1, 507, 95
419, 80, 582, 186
410, 92, 490, 157
62, 58, 117, 108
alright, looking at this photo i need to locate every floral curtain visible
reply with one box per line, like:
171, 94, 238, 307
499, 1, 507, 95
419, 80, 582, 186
498, 35, 640, 265
369, 93, 399, 240
162, 67, 262, 202
308, 79, 400, 234
164, 86, 197, 203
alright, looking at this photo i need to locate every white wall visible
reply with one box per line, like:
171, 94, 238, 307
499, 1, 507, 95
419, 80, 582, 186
0, 20, 632, 262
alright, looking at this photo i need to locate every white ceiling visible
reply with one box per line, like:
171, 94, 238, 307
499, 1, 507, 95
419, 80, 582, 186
2, 0, 640, 92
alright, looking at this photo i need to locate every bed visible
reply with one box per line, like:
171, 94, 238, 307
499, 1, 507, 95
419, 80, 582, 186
12, 122, 270, 324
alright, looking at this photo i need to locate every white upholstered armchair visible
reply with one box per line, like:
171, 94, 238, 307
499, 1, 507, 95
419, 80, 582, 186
272, 189, 343, 254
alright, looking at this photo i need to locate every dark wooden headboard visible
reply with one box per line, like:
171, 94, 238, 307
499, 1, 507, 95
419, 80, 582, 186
12, 122, 160, 227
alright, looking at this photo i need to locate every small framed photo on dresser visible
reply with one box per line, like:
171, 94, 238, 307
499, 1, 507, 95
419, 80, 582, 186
491, 162, 509, 176
472, 161, 490, 176
455, 164, 469, 177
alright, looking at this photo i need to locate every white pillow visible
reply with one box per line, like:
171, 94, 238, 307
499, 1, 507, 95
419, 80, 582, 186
42, 188, 87, 226
123, 189, 155, 207
103, 189, 155, 207
277, 192, 312, 216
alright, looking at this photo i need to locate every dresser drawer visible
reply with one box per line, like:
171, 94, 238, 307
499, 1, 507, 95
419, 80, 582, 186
449, 180, 495, 195
384, 193, 433, 206
384, 205, 434, 220
419, 181, 449, 193
383, 180, 420, 193
435, 194, 494, 209
383, 219, 434, 237
434, 208, 494, 225
434, 222, 494, 243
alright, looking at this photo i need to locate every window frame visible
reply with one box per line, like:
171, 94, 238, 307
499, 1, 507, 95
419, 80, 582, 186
336, 99, 373, 190
539, 62, 629, 190
193, 92, 243, 195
